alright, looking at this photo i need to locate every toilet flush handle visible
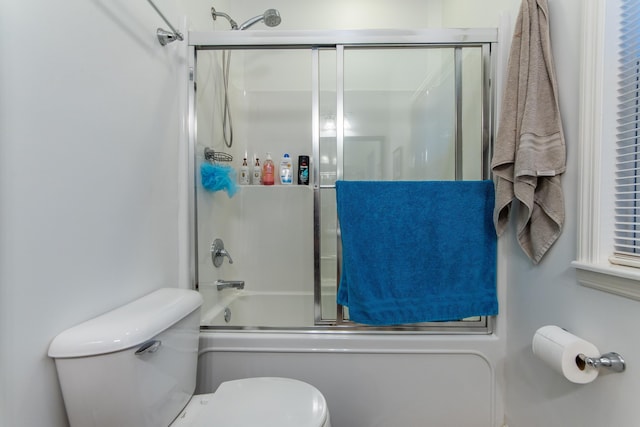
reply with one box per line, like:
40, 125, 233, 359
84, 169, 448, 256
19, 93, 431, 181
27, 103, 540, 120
134, 339, 162, 356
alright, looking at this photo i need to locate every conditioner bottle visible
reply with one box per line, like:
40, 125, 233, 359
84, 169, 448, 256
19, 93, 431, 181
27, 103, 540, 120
239, 158, 250, 185
279, 153, 293, 185
252, 158, 262, 185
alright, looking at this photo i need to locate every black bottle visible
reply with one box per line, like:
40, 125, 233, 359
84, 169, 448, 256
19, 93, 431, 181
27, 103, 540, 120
298, 155, 309, 185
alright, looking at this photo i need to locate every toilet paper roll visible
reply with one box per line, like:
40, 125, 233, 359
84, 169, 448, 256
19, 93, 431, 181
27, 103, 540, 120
532, 325, 600, 384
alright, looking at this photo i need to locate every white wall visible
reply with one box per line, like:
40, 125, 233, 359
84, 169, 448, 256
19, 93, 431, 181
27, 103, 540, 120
11, 1, 632, 426
0, 1, 206, 425
503, 1, 640, 426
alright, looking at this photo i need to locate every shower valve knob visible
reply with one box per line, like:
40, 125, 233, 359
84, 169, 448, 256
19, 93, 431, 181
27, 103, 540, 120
211, 238, 234, 267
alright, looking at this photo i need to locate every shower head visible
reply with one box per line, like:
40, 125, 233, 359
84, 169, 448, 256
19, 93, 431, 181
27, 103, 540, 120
263, 9, 282, 28
238, 9, 282, 30
211, 7, 238, 30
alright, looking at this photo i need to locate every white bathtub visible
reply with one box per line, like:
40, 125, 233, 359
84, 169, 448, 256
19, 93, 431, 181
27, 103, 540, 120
200, 290, 336, 327
197, 290, 505, 426
197, 329, 502, 427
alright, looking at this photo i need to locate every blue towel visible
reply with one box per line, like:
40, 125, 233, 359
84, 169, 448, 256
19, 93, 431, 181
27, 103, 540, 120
336, 180, 498, 325
200, 163, 237, 197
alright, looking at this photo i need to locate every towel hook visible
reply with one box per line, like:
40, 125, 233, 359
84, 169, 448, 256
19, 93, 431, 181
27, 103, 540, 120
576, 352, 626, 373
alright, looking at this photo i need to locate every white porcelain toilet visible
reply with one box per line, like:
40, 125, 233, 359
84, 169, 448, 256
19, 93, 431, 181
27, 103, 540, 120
48, 288, 330, 427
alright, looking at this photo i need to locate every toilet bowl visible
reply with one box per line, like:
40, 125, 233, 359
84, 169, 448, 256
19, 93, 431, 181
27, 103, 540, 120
172, 377, 329, 427
48, 288, 330, 427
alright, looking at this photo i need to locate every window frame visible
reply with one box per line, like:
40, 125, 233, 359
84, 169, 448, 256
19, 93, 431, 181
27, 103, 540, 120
572, 0, 640, 300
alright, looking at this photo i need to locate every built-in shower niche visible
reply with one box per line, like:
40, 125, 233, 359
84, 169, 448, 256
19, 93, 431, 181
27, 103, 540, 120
192, 32, 495, 331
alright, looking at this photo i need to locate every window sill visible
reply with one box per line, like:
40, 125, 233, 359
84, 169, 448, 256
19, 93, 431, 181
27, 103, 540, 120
572, 261, 640, 301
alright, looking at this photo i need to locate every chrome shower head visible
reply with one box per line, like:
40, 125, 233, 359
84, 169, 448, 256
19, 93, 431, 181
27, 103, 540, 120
263, 9, 282, 28
211, 7, 238, 30
238, 8, 282, 30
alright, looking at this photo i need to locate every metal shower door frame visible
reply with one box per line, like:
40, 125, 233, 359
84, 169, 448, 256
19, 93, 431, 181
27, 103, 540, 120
188, 29, 498, 332
313, 40, 497, 330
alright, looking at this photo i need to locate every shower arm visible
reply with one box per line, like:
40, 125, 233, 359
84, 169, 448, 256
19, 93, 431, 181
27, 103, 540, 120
146, 0, 184, 46
211, 7, 281, 31
238, 15, 265, 31
211, 8, 239, 30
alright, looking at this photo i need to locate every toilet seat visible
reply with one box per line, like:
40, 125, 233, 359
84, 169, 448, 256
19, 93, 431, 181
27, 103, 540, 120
171, 377, 330, 427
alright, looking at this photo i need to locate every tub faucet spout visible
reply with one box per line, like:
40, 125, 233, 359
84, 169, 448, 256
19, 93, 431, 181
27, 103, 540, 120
215, 280, 245, 291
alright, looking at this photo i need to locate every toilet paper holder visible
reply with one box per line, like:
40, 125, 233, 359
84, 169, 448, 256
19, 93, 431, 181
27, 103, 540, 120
576, 352, 626, 373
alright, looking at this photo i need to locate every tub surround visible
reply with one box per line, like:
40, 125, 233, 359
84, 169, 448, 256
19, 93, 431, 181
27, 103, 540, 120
198, 331, 500, 426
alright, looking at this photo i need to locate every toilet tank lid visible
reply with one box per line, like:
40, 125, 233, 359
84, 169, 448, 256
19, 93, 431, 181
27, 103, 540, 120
48, 288, 203, 358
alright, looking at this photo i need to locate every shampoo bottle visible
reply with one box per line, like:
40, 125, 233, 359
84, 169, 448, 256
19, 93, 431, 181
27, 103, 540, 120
252, 158, 262, 185
279, 153, 293, 185
239, 158, 250, 185
263, 153, 275, 185
298, 155, 309, 185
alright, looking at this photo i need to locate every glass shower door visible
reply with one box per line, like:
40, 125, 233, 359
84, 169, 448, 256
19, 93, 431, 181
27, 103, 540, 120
191, 36, 494, 330
196, 48, 316, 327
316, 45, 490, 325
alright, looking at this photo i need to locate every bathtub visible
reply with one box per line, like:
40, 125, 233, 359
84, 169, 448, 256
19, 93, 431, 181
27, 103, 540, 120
197, 289, 504, 426
200, 287, 491, 334
200, 289, 337, 327
197, 328, 503, 427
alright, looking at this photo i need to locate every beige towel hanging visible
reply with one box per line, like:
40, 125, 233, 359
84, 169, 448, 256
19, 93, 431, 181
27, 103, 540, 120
492, 0, 565, 264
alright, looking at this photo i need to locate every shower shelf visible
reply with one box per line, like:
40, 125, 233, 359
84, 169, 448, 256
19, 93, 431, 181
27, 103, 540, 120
237, 185, 313, 190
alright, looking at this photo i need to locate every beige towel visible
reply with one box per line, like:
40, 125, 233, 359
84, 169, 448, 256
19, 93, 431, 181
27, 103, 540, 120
492, 0, 565, 264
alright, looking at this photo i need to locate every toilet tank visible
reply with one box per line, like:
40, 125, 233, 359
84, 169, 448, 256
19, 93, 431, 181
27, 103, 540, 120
48, 288, 203, 427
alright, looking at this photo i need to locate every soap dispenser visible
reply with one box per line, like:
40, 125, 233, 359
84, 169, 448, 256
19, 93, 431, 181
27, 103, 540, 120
263, 152, 275, 186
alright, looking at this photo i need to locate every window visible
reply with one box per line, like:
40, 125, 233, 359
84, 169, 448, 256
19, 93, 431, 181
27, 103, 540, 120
611, 0, 640, 267
573, 0, 640, 300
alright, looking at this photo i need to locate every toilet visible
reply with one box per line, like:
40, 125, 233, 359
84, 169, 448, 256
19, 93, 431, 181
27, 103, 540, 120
48, 288, 330, 427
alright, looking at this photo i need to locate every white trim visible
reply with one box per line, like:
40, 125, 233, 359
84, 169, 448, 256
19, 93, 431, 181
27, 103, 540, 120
178, 17, 191, 289
576, 0, 606, 264
573, 0, 640, 298
188, 28, 498, 47
572, 261, 640, 301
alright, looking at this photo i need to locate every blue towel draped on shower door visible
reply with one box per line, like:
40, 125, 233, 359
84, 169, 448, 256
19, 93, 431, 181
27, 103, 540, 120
336, 180, 498, 325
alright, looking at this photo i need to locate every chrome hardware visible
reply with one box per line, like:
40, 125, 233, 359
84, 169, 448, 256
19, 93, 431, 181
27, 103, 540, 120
215, 280, 245, 291
204, 147, 233, 162
134, 339, 162, 356
211, 7, 238, 30
577, 352, 626, 373
157, 28, 180, 46
146, 0, 184, 46
211, 238, 233, 267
